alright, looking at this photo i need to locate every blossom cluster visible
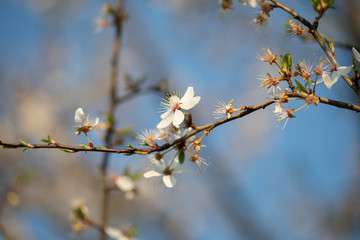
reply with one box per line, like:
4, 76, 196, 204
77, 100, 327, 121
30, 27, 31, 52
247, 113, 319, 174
256, 47, 359, 128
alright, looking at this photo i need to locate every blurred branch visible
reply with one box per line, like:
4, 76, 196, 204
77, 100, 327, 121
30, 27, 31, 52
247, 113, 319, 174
0, 187, 15, 240
100, 1, 125, 240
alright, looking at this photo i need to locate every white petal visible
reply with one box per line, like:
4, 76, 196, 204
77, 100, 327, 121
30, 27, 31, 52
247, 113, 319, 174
74, 108, 86, 125
156, 114, 173, 129
105, 227, 125, 239
180, 86, 195, 103
273, 102, 283, 113
249, 0, 257, 8
143, 170, 162, 178
160, 108, 172, 119
353, 47, 360, 62
172, 109, 184, 126
115, 176, 135, 192
93, 117, 99, 127
180, 96, 201, 110
162, 175, 176, 188
330, 65, 352, 89
323, 74, 335, 89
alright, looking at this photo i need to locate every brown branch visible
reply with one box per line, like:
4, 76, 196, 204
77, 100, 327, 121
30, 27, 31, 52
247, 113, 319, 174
1, 94, 359, 154
270, 0, 360, 100
287, 92, 360, 112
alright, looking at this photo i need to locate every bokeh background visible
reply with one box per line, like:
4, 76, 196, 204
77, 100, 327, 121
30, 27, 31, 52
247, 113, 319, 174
0, 0, 360, 239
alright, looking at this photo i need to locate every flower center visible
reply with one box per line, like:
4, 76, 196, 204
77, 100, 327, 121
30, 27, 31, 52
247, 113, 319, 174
169, 96, 181, 111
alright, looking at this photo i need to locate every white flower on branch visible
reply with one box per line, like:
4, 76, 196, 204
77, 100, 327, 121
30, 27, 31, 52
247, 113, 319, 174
275, 106, 295, 129
143, 158, 189, 188
318, 65, 352, 90
74, 108, 99, 135
137, 129, 161, 146
156, 86, 201, 129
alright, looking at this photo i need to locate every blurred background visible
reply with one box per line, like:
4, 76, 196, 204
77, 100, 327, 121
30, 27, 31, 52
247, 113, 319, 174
0, 0, 360, 239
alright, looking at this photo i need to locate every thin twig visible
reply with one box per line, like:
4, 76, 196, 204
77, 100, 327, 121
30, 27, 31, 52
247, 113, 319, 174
1, 94, 358, 154
270, 0, 360, 100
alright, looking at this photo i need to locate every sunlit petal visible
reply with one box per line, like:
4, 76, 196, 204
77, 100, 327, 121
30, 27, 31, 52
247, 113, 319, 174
181, 96, 201, 110
156, 115, 173, 129
160, 109, 172, 119
143, 170, 162, 178
74, 108, 86, 126
162, 175, 176, 188
180, 86, 194, 103
353, 47, 360, 62
172, 109, 184, 126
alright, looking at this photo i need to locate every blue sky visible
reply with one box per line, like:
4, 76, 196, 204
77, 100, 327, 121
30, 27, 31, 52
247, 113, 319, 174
0, 0, 359, 239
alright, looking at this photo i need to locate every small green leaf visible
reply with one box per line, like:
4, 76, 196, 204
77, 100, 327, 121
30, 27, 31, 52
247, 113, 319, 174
134, 151, 147, 155
41, 135, 55, 145
124, 152, 134, 156
295, 79, 308, 93
60, 148, 75, 153
19, 140, 33, 148
280, 53, 292, 72
41, 139, 50, 144
305, 80, 315, 87
178, 151, 185, 164
125, 144, 136, 149
97, 145, 104, 149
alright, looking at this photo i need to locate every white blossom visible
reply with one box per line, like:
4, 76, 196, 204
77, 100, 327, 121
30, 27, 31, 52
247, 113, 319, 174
156, 86, 201, 129
318, 65, 352, 90
143, 158, 189, 188
74, 108, 99, 135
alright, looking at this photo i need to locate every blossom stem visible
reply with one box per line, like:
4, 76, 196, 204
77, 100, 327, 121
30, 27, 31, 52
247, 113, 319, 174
85, 133, 91, 145
294, 102, 309, 113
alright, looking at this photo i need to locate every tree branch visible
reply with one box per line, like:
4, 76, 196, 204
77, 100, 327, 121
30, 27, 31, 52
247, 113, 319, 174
270, 0, 360, 100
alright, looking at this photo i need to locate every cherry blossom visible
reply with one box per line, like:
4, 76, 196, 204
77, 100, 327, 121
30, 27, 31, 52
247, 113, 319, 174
143, 158, 189, 188
318, 65, 352, 90
74, 108, 99, 135
156, 86, 201, 129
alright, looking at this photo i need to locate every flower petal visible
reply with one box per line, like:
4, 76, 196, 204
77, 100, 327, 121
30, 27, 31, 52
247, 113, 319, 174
180, 86, 195, 103
180, 96, 201, 110
162, 175, 176, 188
105, 226, 126, 239
74, 108, 86, 126
249, 0, 257, 8
115, 176, 135, 192
329, 65, 352, 89
273, 102, 283, 113
93, 117, 99, 127
353, 47, 360, 62
156, 114, 173, 129
143, 170, 162, 178
172, 109, 184, 126
323, 73, 335, 89
160, 109, 172, 119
